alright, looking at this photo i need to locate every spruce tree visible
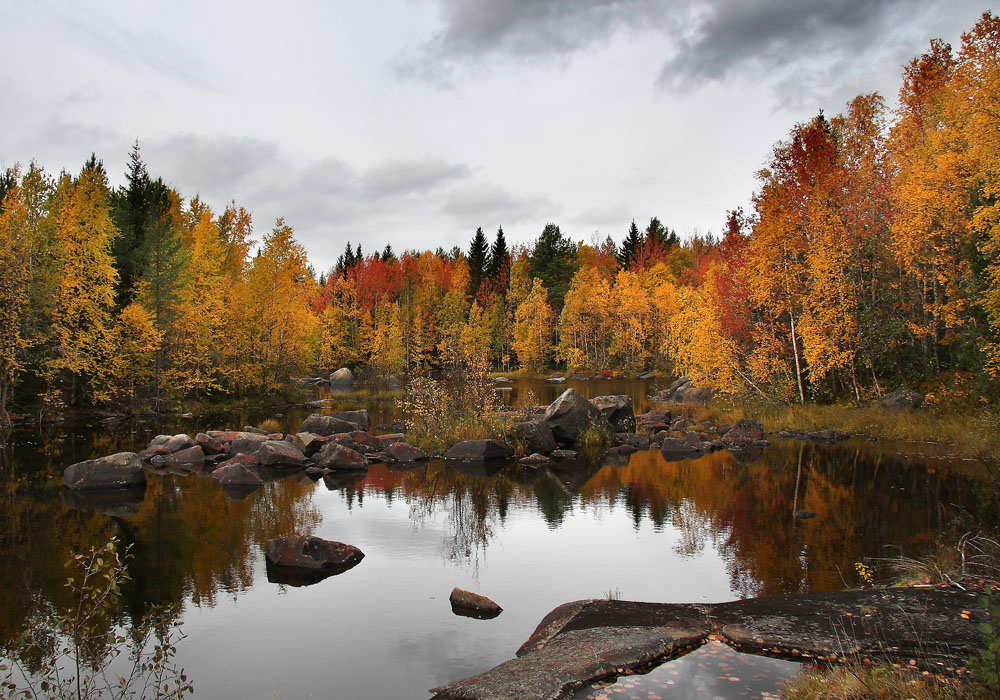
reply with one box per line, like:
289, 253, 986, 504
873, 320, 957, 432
111, 141, 153, 307
381, 243, 396, 263
467, 226, 489, 298
528, 223, 577, 310
618, 220, 643, 270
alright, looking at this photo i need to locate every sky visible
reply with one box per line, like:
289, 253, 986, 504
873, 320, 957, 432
0, 0, 991, 273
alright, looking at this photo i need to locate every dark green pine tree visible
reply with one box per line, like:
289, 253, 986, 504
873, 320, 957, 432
645, 216, 679, 249
529, 223, 577, 310
381, 243, 396, 263
467, 226, 489, 299
136, 178, 184, 396
485, 225, 510, 293
336, 241, 356, 278
110, 141, 154, 307
617, 220, 644, 270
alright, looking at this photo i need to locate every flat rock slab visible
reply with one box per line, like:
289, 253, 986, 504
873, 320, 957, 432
430, 587, 983, 700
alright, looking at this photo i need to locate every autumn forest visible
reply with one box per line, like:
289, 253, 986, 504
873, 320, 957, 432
1, 12, 999, 417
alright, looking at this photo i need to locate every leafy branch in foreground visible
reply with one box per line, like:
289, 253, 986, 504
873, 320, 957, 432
0, 537, 192, 700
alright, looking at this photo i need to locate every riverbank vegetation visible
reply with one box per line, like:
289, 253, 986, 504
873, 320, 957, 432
1, 13, 998, 423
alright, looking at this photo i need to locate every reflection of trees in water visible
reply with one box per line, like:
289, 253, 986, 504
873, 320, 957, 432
579, 444, 998, 597
0, 439, 321, 653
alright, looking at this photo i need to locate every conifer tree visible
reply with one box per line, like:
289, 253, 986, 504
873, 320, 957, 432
467, 226, 489, 299
618, 220, 643, 270
529, 223, 577, 310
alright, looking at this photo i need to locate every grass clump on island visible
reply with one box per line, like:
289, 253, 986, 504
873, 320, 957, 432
400, 360, 509, 452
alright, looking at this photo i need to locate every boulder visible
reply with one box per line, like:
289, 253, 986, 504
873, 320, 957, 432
329, 367, 354, 388
519, 453, 552, 467
376, 433, 406, 446
385, 442, 429, 462
589, 395, 635, 433
659, 438, 700, 460
290, 432, 327, 457
195, 433, 224, 455
230, 431, 270, 456
255, 440, 309, 468
878, 387, 924, 410
805, 429, 850, 443
347, 430, 382, 453
494, 376, 513, 384
211, 461, 264, 486
63, 452, 146, 490
444, 439, 513, 462
515, 420, 557, 455
722, 419, 765, 444
315, 443, 369, 471
606, 444, 637, 457
545, 376, 566, 384
659, 376, 713, 404
242, 425, 270, 435
265, 535, 364, 586
614, 433, 650, 450
550, 449, 578, 461
450, 588, 502, 619
149, 445, 205, 467
543, 388, 605, 444
299, 413, 362, 436
328, 410, 370, 430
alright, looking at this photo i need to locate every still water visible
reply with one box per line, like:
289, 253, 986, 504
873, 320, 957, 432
0, 378, 994, 699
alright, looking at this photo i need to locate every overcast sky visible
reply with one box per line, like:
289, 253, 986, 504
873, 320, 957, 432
0, 0, 989, 273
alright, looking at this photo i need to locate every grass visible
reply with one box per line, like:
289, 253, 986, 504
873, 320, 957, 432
781, 664, 986, 700
577, 423, 613, 459
656, 399, 1000, 460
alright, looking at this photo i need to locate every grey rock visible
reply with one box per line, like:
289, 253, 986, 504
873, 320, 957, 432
878, 387, 924, 410
543, 388, 605, 444
291, 432, 326, 457
515, 420, 557, 455
63, 452, 146, 490
722, 419, 765, 444
255, 440, 309, 468
230, 431, 269, 456
519, 453, 552, 467
589, 395, 636, 433
299, 413, 362, 436
386, 442, 429, 462
330, 367, 354, 387
444, 439, 513, 462
315, 443, 369, 471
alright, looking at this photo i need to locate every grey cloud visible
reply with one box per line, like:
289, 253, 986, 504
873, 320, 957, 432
361, 159, 472, 198
656, 0, 922, 90
400, 0, 967, 104
442, 182, 552, 223
396, 0, 665, 80
147, 134, 281, 197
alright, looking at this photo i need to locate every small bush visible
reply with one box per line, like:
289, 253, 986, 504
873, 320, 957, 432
577, 423, 612, 459
257, 417, 281, 433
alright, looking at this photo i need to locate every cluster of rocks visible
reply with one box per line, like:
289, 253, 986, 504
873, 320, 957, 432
633, 408, 769, 461
514, 389, 636, 468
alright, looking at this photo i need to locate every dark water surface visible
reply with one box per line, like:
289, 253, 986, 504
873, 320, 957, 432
1, 378, 995, 699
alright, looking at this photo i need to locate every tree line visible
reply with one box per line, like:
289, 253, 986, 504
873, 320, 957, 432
1, 12, 998, 416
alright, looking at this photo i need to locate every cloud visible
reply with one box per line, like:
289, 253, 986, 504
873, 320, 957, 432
398, 0, 974, 104
442, 182, 552, 223
148, 134, 281, 197
361, 159, 472, 199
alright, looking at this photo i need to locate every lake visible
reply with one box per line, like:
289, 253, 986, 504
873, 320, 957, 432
1, 377, 994, 699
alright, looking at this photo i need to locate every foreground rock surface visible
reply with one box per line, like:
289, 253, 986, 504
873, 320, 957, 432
63, 453, 146, 490
430, 587, 983, 700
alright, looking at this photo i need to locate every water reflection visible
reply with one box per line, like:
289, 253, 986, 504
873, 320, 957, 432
1, 379, 997, 698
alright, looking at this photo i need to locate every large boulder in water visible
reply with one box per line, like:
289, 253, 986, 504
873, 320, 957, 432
722, 419, 765, 444
515, 420, 556, 455
265, 535, 364, 586
329, 367, 354, 388
444, 439, 513, 462
385, 442, 429, 462
878, 387, 924, 410
589, 395, 635, 433
64, 452, 146, 490
315, 443, 369, 471
450, 587, 502, 619
229, 431, 270, 456
299, 414, 362, 436
255, 440, 308, 468
543, 388, 605, 444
